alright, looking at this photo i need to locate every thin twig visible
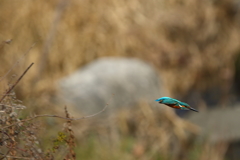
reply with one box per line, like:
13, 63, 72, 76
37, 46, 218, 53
0, 63, 34, 103
37, 103, 109, 120
0, 43, 35, 82
1, 102, 110, 130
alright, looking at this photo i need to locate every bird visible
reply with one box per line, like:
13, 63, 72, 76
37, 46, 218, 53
155, 97, 198, 112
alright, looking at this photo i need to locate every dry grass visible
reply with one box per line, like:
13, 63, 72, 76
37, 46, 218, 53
0, 0, 239, 101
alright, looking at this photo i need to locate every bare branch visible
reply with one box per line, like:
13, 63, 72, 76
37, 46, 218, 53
0, 63, 34, 103
1, 102, 110, 130
37, 103, 109, 120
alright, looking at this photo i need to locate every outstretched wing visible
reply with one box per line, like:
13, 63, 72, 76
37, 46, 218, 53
162, 99, 178, 105
162, 99, 181, 109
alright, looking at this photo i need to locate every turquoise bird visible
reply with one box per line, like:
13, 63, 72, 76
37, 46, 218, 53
155, 97, 198, 112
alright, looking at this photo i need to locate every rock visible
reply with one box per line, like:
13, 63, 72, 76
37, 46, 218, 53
188, 107, 240, 143
187, 106, 240, 160
58, 58, 162, 115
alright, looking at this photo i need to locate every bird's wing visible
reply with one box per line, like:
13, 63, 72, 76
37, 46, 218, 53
179, 101, 190, 107
178, 103, 190, 110
163, 99, 178, 105
179, 101, 198, 112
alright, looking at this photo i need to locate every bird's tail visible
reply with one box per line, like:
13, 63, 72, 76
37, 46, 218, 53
189, 107, 198, 112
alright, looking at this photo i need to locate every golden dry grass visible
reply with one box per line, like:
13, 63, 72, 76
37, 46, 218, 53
0, 0, 239, 100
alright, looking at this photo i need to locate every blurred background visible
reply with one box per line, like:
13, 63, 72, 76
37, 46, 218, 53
0, 0, 240, 159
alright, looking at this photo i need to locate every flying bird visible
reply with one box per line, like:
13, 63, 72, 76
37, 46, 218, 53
155, 97, 198, 112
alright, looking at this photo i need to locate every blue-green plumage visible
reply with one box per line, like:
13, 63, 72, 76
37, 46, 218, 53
155, 97, 198, 112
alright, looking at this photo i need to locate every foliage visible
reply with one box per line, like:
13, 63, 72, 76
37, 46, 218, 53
0, 88, 76, 159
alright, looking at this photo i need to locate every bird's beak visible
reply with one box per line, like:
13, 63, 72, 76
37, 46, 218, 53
155, 99, 162, 103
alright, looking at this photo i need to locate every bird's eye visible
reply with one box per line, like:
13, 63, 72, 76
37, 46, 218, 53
159, 100, 163, 103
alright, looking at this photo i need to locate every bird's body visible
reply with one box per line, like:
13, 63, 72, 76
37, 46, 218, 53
155, 97, 198, 112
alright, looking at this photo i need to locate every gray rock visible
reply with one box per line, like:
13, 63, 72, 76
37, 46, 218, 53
58, 58, 162, 115
187, 106, 240, 160
187, 107, 240, 143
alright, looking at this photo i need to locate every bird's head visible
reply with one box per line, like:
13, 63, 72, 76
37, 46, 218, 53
155, 97, 171, 103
